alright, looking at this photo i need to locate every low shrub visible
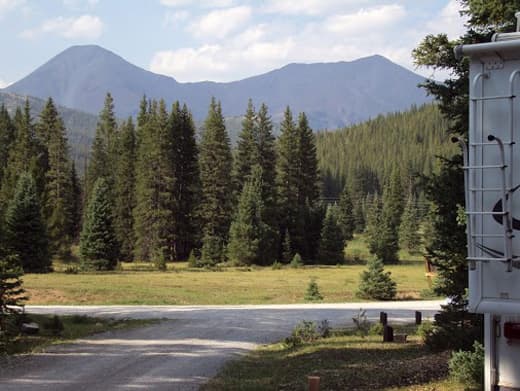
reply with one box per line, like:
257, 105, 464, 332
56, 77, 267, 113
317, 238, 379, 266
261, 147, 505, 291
290, 253, 303, 268
304, 277, 323, 301
369, 322, 384, 336
43, 315, 64, 336
285, 320, 320, 348
352, 308, 370, 337
449, 341, 484, 387
271, 260, 282, 270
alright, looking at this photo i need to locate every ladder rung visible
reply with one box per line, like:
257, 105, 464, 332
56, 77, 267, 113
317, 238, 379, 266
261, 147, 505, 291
466, 211, 508, 215
471, 95, 515, 101
467, 257, 509, 262
469, 188, 502, 192
470, 142, 515, 146
463, 165, 507, 169
471, 234, 506, 238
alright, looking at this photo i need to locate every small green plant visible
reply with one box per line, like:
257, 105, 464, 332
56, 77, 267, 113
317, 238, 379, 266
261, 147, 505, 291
417, 320, 434, 342
448, 341, 484, 387
187, 250, 199, 268
352, 308, 370, 337
290, 253, 303, 268
284, 320, 320, 348
304, 277, 323, 301
271, 260, 282, 270
63, 265, 79, 274
369, 322, 384, 336
318, 319, 331, 338
154, 251, 167, 272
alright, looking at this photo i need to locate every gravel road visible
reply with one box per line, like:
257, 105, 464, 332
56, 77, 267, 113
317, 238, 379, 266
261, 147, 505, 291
0, 300, 444, 390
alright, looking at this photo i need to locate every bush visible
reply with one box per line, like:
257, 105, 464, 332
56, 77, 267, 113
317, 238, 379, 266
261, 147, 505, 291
369, 322, 384, 336
271, 260, 282, 270
417, 321, 434, 342
304, 277, 323, 301
318, 319, 331, 338
285, 320, 320, 348
43, 315, 64, 336
356, 258, 396, 300
290, 253, 303, 268
449, 341, 484, 387
154, 252, 167, 272
352, 308, 370, 337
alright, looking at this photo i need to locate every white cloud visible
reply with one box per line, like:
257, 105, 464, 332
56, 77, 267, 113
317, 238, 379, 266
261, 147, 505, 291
21, 14, 103, 40
0, 0, 24, 18
163, 10, 190, 28
160, 0, 234, 8
326, 4, 406, 34
262, 0, 368, 16
188, 6, 251, 40
426, 0, 467, 39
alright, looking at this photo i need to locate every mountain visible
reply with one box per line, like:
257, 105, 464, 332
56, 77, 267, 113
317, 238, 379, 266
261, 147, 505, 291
4, 45, 430, 130
0, 91, 98, 165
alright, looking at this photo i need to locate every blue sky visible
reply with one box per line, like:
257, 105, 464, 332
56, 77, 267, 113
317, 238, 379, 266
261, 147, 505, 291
0, 0, 466, 87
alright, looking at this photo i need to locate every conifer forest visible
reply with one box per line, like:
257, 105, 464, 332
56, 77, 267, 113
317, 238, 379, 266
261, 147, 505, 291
0, 94, 455, 272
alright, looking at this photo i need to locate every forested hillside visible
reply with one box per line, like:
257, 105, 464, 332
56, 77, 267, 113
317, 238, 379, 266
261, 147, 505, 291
316, 104, 455, 197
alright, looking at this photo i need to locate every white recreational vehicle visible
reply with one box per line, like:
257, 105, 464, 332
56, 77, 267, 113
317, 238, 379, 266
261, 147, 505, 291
455, 14, 520, 391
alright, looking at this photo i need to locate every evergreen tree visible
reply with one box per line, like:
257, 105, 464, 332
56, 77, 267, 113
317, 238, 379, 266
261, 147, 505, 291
234, 99, 257, 194
113, 118, 136, 261
337, 183, 355, 241
68, 162, 82, 242
0, 105, 15, 186
297, 112, 320, 205
228, 165, 273, 265
199, 98, 234, 264
0, 256, 27, 338
40, 98, 74, 255
281, 228, 292, 263
5, 173, 50, 272
318, 206, 345, 264
0, 101, 39, 214
357, 258, 397, 300
86, 93, 117, 198
80, 178, 120, 270
170, 103, 201, 260
399, 193, 421, 254
276, 107, 303, 257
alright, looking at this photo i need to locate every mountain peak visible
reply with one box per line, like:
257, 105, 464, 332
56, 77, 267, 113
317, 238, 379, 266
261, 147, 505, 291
7, 45, 430, 129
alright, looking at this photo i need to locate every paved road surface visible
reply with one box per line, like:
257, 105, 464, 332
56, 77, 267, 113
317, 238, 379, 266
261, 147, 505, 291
0, 300, 444, 390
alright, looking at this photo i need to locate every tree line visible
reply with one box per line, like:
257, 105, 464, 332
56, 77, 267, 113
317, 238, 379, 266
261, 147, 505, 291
0, 94, 362, 271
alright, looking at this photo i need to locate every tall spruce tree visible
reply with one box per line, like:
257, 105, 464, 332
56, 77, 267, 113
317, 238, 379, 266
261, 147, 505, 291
80, 178, 120, 270
0, 105, 15, 187
276, 107, 303, 258
399, 193, 421, 254
68, 162, 82, 242
318, 206, 345, 264
5, 173, 50, 272
170, 103, 201, 260
39, 98, 74, 255
227, 165, 270, 265
199, 98, 234, 265
337, 183, 355, 241
86, 93, 118, 198
234, 99, 257, 194
113, 118, 136, 261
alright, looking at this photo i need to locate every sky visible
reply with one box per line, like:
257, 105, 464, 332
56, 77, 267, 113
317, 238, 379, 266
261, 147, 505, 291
0, 0, 467, 88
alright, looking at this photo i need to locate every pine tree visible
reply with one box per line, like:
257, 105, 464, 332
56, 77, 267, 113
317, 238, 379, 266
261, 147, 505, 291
228, 165, 273, 265
0, 105, 15, 187
39, 98, 74, 256
337, 183, 355, 241
281, 228, 292, 263
276, 107, 302, 257
170, 103, 201, 260
80, 178, 120, 270
234, 99, 257, 194
199, 98, 234, 264
68, 162, 82, 242
5, 173, 50, 272
113, 118, 136, 261
0, 256, 27, 337
399, 193, 421, 254
357, 258, 396, 300
318, 206, 345, 265
86, 93, 117, 198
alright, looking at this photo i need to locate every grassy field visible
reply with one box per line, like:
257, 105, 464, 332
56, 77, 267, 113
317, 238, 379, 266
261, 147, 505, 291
3, 314, 155, 355
23, 235, 437, 305
203, 325, 466, 391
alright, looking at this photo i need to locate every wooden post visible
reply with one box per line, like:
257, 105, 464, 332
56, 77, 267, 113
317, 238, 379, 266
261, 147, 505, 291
415, 311, 422, 325
308, 376, 320, 391
380, 311, 387, 325
383, 325, 394, 342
